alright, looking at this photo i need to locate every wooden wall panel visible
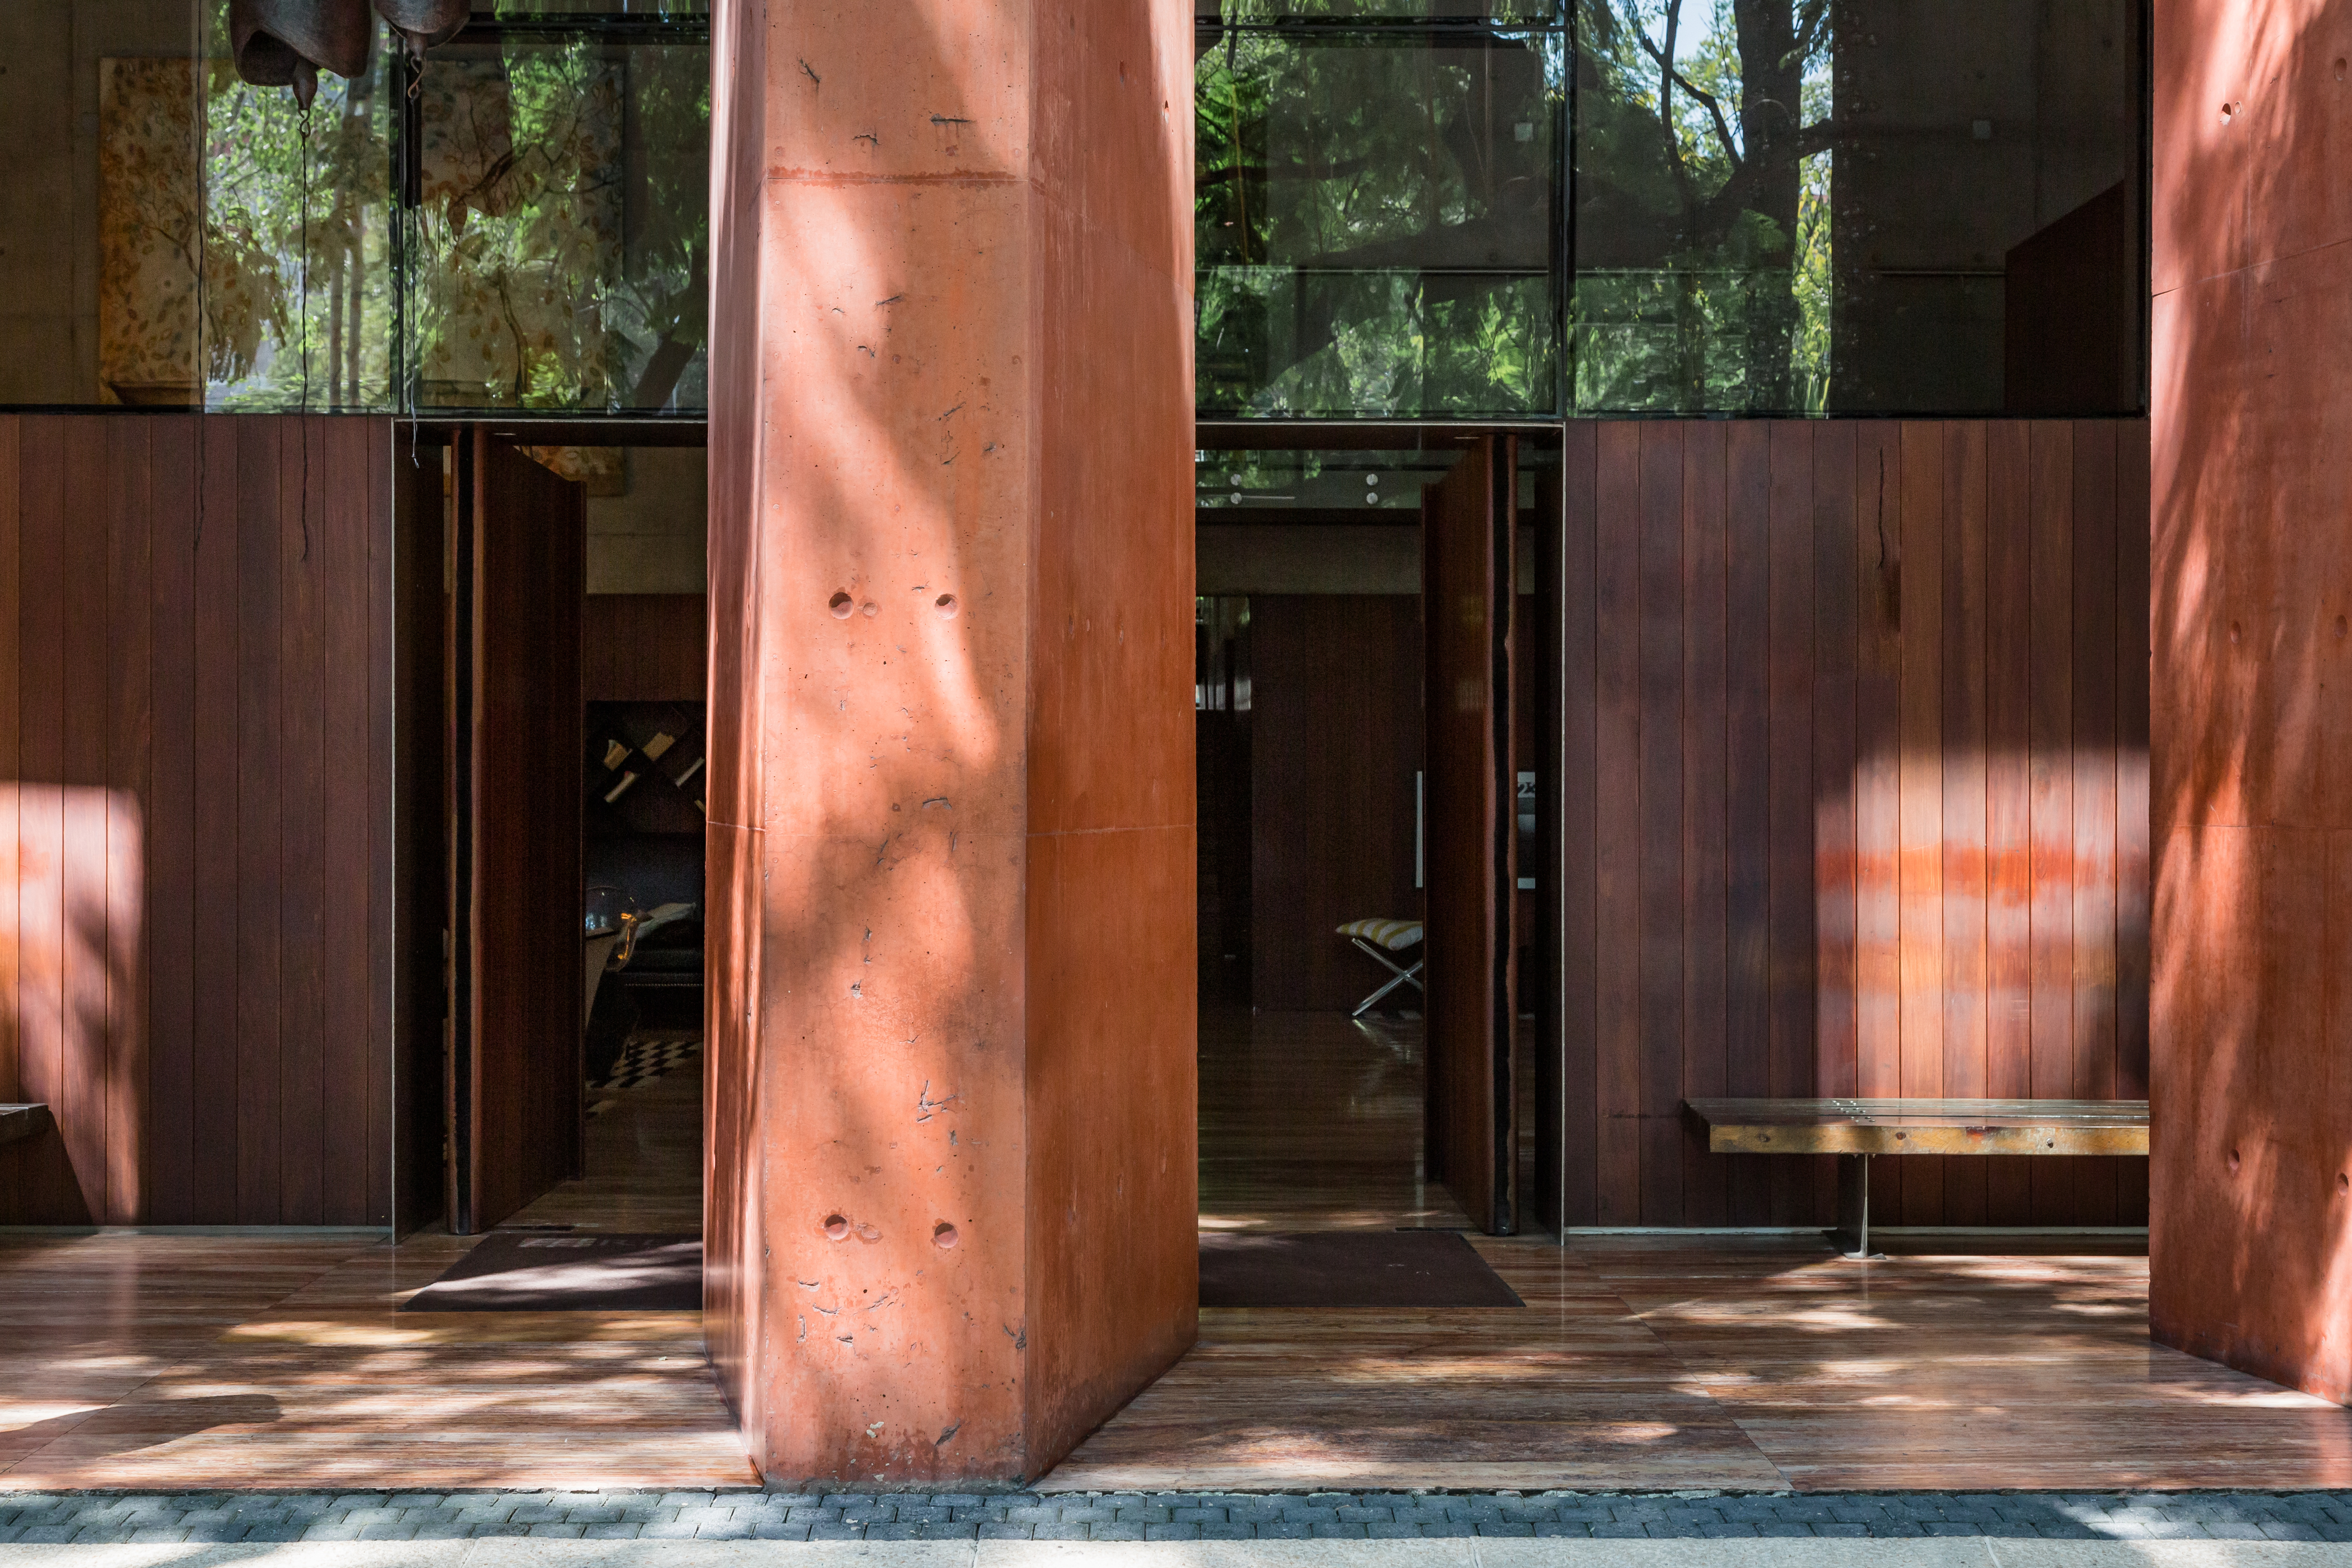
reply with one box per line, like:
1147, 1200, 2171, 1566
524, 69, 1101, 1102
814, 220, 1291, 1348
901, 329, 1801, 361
0, 414, 395, 1226
583, 592, 707, 702
461, 435, 586, 1233
1423, 437, 1515, 1233
1247, 595, 1422, 1012
1548, 419, 2151, 1227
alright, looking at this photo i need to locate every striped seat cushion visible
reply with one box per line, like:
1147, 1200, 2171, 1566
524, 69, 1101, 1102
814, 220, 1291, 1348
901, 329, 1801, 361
1337, 918, 1424, 951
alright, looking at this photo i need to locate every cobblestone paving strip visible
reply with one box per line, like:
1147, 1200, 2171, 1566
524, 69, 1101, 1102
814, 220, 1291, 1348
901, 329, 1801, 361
2, 1491, 2350, 1544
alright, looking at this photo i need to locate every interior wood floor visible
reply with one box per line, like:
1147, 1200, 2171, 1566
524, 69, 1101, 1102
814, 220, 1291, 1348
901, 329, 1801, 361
1048, 1006, 2352, 1493
8, 1009, 2350, 1492
0, 1053, 749, 1488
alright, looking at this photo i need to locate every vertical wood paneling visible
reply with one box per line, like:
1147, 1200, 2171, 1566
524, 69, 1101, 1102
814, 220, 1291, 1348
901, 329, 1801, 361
1636, 423, 1686, 1226
1593, 424, 1642, 1224
2028, 422, 2077, 1224
582, 594, 708, 701
148, 418, 197, 1225
1852, 423, 1904, 1124
1680, 424, 1729, 1225
1557, 424, 1599, 1226
1940, 422, 1991, 1225
1766, 423, 1816, 1224
17, 418, 73, 1221
1984, 422, 2037, 1224
0, 414, 394, 1226
191, 419, 243, 1223
280, 419, 326, 1224
60, 419, 110, 1224
236, 421, 284, 1224
103, 419, 152, 1224
1722, 423, 1772, 1224
2115, 419, 2153, 1227
1810, 421, 1859, 1222
1546, 418, 2148, 1229
1896, 423, 1945, 1224
2071, 420, 2122, 1225
323, 419, 372, 1222
1249, 597, 1424, 1011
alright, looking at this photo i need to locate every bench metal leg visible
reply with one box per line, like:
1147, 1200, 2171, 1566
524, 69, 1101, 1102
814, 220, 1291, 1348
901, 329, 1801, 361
1348, 939, 1426, 1019
1829, 1152, 1883, 1260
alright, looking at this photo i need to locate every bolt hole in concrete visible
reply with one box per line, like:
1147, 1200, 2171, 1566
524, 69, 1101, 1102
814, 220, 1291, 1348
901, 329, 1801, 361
2339, 57, 2348, 80
2340, 1172, 2348, 1193
824, 1214, 851, 1239
830, 592, 853, 619
934, 1222, 959, 1249
861, 600, 879, 617
2220, 99, 2238, 120
935, 593, 959, 619
2229, 1149, 2242, 1173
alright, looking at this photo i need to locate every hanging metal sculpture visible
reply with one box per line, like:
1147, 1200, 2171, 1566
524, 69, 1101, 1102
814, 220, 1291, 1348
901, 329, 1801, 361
231, 0, 469, 106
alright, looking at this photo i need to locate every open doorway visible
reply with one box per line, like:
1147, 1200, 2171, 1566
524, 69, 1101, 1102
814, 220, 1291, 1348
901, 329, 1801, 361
1193, 430, 1557, 1242
399, 427, 709, 1252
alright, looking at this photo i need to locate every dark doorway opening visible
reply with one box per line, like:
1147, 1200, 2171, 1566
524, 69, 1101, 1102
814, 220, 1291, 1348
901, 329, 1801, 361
394, 424, 709, 1242
1193, 426, 1561, 1241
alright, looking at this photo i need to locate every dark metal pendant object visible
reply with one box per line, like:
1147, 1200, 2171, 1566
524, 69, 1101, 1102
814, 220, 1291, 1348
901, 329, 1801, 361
230, 0, 371, 106
230, 0, 468, 99
374, 0, 470, 55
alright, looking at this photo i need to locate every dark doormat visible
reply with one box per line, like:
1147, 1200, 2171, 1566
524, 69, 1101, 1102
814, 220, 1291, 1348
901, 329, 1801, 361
400, 1233, 701, 1312
1199, 1229, 1524, 1308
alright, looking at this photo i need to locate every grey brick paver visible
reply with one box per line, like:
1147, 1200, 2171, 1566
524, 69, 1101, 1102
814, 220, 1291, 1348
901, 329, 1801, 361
2, 1486, 2351, 1542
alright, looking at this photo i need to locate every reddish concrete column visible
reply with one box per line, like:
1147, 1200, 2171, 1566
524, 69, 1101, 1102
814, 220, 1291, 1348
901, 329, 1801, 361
704, 0, 1197, 1482
2151, 0, 2352, 1401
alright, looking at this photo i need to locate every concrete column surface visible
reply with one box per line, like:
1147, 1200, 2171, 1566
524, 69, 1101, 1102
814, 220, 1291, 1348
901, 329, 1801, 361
702, 0, 1199, 1484
2149, 0, 2352, 1402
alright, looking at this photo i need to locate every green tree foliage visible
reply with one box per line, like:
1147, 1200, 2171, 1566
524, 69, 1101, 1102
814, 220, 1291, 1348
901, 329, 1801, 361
1195, 18, 1564, 417
1569, 0, 1832, 410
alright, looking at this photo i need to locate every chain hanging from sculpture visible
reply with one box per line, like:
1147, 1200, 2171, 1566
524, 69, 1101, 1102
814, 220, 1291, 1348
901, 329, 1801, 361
230, 0, 469, 108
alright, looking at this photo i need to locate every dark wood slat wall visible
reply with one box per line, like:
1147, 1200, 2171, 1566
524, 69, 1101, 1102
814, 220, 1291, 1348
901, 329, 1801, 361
463, 436, 586, 1233
0, 414, 395, 1226
1423, 436, 1514, 1233
1548, 419, 2150, 1227
582, 593, 707, 703
1248, 595, 1424, 1013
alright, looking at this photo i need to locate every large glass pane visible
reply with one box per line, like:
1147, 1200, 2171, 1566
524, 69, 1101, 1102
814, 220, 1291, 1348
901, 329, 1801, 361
192, 13, 399, 410
405, 27, 709, 413
32, 1, 399, 410
1572, 0, 2144, 414
1197, 22, 1564, 417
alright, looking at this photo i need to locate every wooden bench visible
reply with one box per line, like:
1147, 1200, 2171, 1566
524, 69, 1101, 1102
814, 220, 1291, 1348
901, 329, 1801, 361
1685, 1097, 2150, 1258
0, 1103, 53, 1150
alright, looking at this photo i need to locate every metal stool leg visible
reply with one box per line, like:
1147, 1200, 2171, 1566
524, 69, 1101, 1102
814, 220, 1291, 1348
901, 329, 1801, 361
1349, 939, 1426, 1018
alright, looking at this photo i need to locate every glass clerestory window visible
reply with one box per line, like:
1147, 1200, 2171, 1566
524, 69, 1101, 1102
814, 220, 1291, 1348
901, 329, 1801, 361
10, 0, 707, 415
1196, 0, 2146, 418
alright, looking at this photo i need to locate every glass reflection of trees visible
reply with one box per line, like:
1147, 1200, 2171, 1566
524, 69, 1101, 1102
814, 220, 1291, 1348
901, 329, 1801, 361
408, 36, 709, 412
171, 5, 707, 413
1572, 0, 1835, 412
194, 7, 398, 410
1196, 20, 1564, 418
